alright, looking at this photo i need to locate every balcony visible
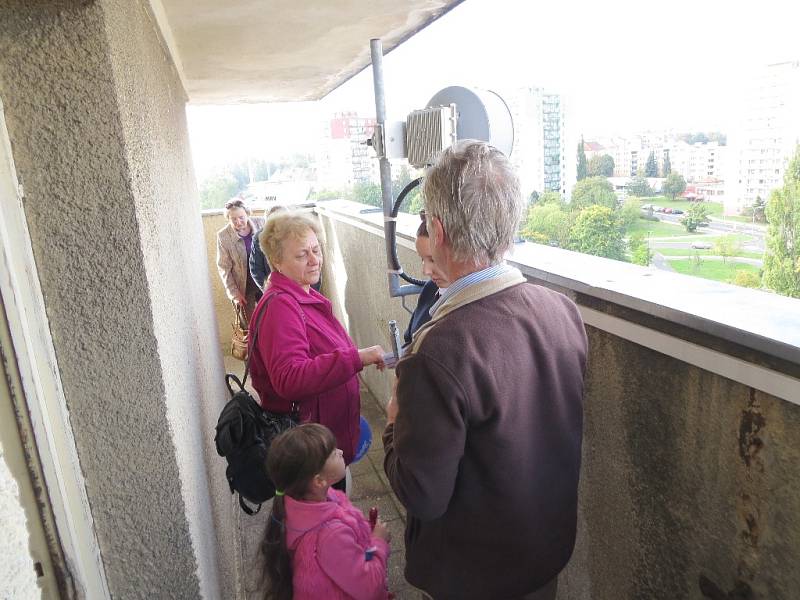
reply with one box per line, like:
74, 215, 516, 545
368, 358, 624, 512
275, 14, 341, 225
202, 199, 800, 599
2, 2, 799, 599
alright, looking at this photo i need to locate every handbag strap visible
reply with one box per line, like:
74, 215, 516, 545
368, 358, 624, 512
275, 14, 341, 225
233, 302, 248, 329
241, 292, 284, 388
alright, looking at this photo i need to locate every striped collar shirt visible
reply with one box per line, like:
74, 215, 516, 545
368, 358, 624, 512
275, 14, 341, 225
430, 262, 513, 317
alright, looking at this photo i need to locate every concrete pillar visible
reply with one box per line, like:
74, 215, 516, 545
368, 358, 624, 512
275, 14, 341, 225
0, 1, 236, 597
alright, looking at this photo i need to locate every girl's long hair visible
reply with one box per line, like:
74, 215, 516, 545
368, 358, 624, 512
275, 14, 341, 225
262, 424, 337, 600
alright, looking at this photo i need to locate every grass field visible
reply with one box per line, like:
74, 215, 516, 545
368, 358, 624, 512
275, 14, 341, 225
669, 259, 761, 283
637, 197, 724, 216
627, 219, 691, 238
655, 248, 763, 259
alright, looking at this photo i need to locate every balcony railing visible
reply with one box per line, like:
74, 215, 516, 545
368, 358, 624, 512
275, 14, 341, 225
202, 200, 800, 600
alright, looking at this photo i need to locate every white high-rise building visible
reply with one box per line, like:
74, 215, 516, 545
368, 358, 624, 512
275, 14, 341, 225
316, 112, 379, 190
726, 61, 800, 215
504, 87, 571, 200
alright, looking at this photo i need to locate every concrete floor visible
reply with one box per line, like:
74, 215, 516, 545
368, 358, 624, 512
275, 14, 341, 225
222, 354, 418, 598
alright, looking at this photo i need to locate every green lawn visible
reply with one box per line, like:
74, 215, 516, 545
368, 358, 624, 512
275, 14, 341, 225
627, 219, 692, 238
655, 248, 763, 260
669, 259, 761, 283
636, 197, 724, 216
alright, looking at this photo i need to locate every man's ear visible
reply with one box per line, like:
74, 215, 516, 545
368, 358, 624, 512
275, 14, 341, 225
431, 216, 446, 249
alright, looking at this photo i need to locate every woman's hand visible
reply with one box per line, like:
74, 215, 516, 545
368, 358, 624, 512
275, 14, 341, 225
358, 345, 386, 371
372, 519, 391, 542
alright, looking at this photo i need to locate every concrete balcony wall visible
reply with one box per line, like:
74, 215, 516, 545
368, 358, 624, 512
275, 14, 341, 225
306, 201, 799, 600
1, 1, 236, 597
203, 211, 236, 354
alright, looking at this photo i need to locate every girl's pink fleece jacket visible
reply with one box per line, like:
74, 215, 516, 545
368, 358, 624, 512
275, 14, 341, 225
284, 489, 391, 600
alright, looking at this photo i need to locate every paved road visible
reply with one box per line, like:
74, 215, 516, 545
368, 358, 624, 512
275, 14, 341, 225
651, 251, 674, 272
652, 213, 766, 251
661, 255, 763, 267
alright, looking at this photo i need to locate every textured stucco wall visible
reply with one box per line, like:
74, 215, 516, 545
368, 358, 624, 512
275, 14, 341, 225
0, 441, 40, 600
556, 326, 800, 600
0, 1, 234, 597
309, 211, 800, 600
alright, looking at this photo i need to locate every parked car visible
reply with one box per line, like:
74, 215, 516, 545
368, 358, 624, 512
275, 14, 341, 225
664, 207, 673, 214
653, 206, 664, 212
641, 203, 654, 211
672, 208, 684, 214
691, 241, 713, 249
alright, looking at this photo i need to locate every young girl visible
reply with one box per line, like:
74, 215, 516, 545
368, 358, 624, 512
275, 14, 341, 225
262, 424, 392, 600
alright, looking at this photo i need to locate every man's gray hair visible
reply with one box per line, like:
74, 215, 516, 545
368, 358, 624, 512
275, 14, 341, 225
423, 139, 522, 264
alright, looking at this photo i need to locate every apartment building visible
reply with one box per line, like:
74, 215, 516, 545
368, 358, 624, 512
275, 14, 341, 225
316, 112, 378, 190
668, 141, 727, 182
725, 60, 800, 215
505, 86, 571, 199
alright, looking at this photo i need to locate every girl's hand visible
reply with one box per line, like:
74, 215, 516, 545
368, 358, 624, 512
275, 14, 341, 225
372, 519, 391, 542
358, 345, 386, 371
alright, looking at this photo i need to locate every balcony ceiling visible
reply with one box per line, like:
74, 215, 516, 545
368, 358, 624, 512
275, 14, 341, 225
153, 0, 464, 104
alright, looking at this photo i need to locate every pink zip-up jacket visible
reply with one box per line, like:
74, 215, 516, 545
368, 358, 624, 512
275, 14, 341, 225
284, 489, 390, 600
249, 272, 363, 462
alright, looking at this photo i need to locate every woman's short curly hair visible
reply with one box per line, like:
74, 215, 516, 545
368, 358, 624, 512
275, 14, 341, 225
259, 211, 322, 265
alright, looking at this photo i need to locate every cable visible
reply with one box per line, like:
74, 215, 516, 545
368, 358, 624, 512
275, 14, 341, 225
387, 177, 426, 287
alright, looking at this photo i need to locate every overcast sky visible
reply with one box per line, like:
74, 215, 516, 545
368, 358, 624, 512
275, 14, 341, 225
187, 0, 800, 182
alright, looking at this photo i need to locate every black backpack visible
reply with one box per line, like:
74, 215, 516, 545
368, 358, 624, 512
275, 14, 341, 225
214, 293, 298, 515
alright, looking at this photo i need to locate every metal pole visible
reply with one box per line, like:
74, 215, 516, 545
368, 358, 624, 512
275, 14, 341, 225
369, 40, 397, 291
369, 39, 422, 299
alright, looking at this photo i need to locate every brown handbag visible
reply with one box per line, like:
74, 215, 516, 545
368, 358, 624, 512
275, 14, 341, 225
231, 303, 249, 361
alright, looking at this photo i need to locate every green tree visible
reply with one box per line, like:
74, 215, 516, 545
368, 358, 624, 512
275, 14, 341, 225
680, 204, 710, 232
733, 271, 761, 289
230, 162, 251, 190
569, 205, 626, 260
392, 165, 422, 213
408, 191, 425, 215
645, 151, 658, 177
747, 196, 767, 223
577, 137, 588, 181
628, 231, 651, 266
662, 153, 672, 177
588, 154, 615, 177
199, 175, 240, 210
349, 181, 383, 208
522, 202, 573, 248
536, 191, 566, 207
570, 176, 617, 210
663, 172, 687, 200
627, 175, 653, 197
309, 188, 344, 202
620, 198, 642, 228
713, 235, 741, 264
763, 147, 800, 297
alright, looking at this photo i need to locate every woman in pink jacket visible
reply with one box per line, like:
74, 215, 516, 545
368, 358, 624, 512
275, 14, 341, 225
262, 424, 391, 600
249, 211, 385, 476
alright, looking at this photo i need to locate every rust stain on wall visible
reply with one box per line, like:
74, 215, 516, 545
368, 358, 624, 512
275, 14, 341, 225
735, 390, 765, 586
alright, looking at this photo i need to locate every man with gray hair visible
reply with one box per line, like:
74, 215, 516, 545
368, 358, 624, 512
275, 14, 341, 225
383, 140, 588, 600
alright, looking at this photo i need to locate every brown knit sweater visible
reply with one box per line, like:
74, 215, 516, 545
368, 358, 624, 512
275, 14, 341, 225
383, 282, 587, 600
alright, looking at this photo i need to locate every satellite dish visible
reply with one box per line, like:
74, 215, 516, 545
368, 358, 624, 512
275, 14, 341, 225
426, 86, 514, 157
